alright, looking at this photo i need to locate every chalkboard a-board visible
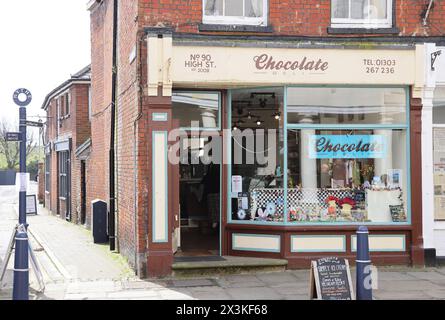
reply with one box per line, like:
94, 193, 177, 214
26, 195, 38, 215
310, 257, 355, 300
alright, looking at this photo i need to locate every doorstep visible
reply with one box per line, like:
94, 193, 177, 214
172, 256, 288, 278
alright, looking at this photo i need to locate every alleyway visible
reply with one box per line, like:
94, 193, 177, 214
2, 184, 445, 300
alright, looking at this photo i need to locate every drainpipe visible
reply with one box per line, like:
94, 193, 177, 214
109, 0, 118, 252
132, 31, 145, 277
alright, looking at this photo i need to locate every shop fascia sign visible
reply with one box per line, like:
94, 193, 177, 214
172, 45, 417, 87
309, 135, 387, 159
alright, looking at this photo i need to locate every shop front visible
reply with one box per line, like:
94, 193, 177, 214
146, 34, 426, 272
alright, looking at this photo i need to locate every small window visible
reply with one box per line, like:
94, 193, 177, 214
57, 97, 62, 117
331, 0, 392, 28
65, 93, 70, 116
45, 154, 51, 193
203, 0, 268, 26
172, 92, 221, 130
59, 151, 69, 198
88, 85, 92, 122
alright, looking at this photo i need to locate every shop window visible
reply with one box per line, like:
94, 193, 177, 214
58, 151, 69, 199
172, 92, 221, 130
228, 86, 409, 226
45, 154, 51, 193
287, 129, 408, 224
286, 87, 409, 225
433, 88, 445, 220
287, 87, 406, 125
203, 0, 268, 26
331, 0, 392, 28
230, 88, 285, 223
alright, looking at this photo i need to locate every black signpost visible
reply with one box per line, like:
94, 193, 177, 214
310, 257, 355, 300
12, 88, 32, 300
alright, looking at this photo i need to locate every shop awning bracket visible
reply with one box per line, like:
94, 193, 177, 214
431, 50, 442, 71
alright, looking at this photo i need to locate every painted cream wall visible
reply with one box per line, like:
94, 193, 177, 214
351, 235, 406, 252
153, 132, 168, 243
422, 43, 438, 252
291, 236, 346, 253
232, 234, 281, 252
433, 46, 445, 256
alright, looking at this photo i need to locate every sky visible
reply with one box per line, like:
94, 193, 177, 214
0, 0, 90, 139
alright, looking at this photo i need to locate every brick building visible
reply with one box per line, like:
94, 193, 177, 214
87, 0, 445, 277
42, 66, 93, 226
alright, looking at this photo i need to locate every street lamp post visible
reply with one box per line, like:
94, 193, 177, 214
12, 88, 32, 300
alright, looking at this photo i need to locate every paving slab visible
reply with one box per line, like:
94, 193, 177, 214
373, 271, 417, 281
376, 279, 443, 291
189, 287, 233, 300
256, 272, 300, 285
406, 271, 445, 281
283, 294, 309, 300
424, 290, 445, 300
271, 284, 309, 296
225, 287, 283, 300
373, 290, 433, 300
158, 288, 195, 300
121, 280, 168, 290
66, 292, 109, 300
107, 290, 161, 299
66, 280, 119, 294
171, 279, 216, 288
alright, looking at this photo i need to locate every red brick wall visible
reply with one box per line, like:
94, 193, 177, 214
89, 0, 144, 273
115, 0, 143, 272
71, 84, 92, 225
44, 83, 92, 224
89, 0, 114, 221
137, 0, 444, 36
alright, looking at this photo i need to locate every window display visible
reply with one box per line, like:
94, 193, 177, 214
229, 86, 410, 225
230, 88, 285, 223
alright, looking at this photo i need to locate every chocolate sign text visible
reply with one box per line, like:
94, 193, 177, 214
254, 54, 329, 72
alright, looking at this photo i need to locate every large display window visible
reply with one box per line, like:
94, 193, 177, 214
229, 86, 410, 226
433, 88, 445, 221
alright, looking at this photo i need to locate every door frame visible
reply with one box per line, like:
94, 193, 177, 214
171, 90, 224, 256
80, 160, 87, 225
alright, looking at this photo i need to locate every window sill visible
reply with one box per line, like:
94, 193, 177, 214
198, 23, 273, 33
327, 27, 400, 35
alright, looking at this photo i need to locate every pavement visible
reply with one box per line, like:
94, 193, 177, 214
2, 184, 445, 300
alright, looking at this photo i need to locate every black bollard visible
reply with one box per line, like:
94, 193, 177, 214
356, 226, 372, 300
12, 226, 29, 300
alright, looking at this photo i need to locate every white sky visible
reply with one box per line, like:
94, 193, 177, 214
0, 0, 90, 137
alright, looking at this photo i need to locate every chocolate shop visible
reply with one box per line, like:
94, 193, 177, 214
145, 32, 426, 271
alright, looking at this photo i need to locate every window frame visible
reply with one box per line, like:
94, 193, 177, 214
58, 151, 69, 199
65, 93, 70, 116
227, 86, 411, 227
202, 0, 269, 26
45, 154, 51, 193
172, 91, 222, 131
331, 0, 393, 29
88, 85, 92, 122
